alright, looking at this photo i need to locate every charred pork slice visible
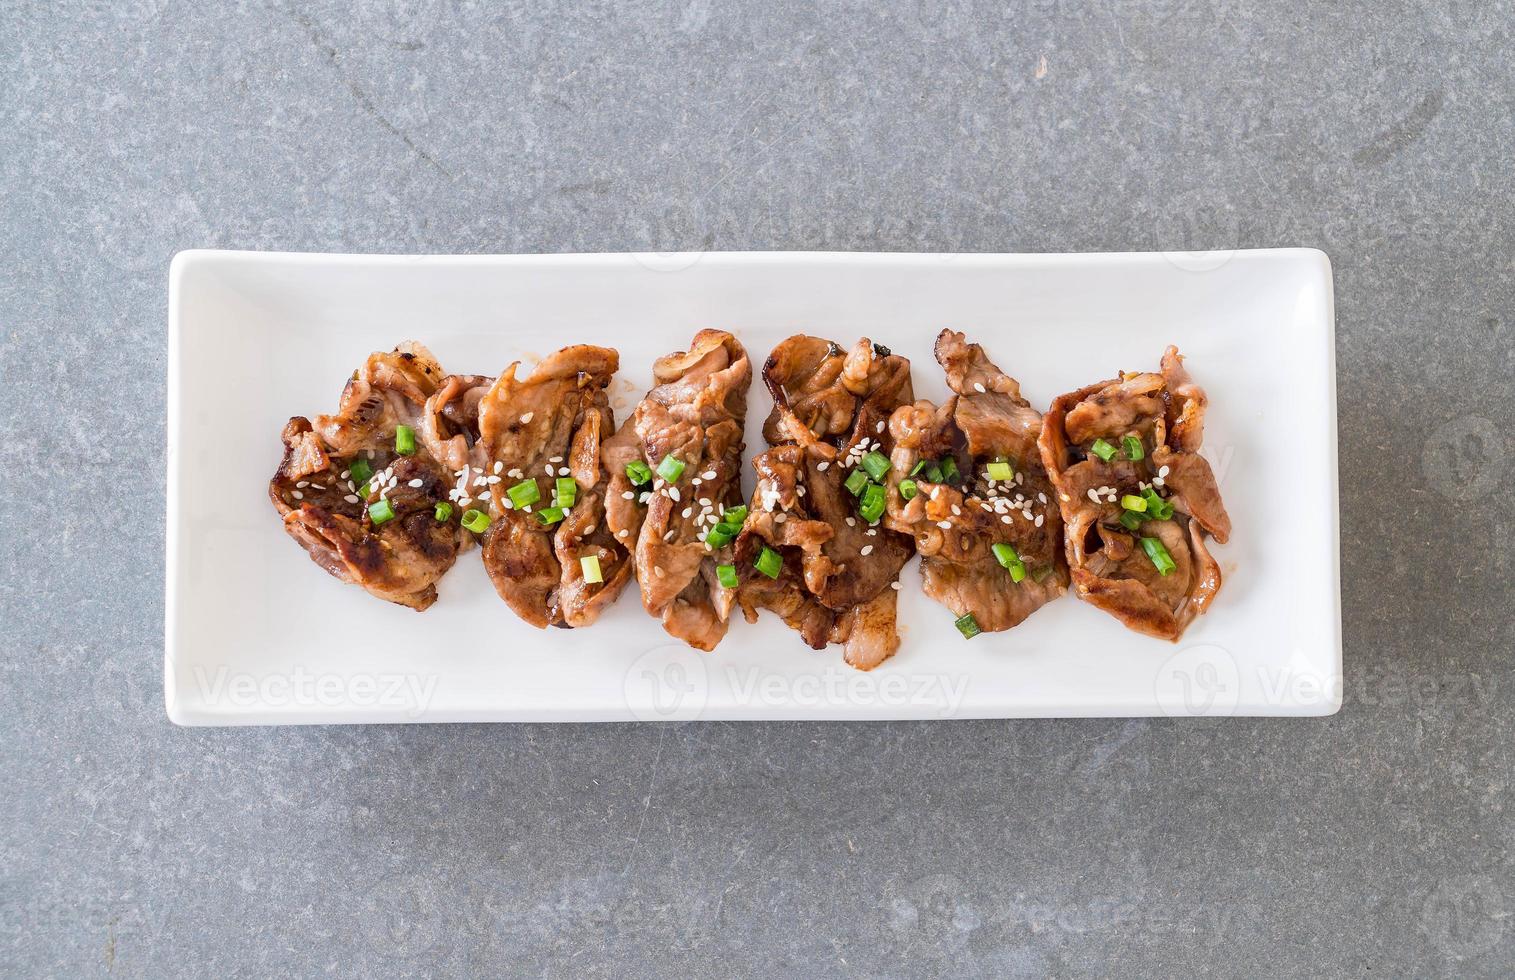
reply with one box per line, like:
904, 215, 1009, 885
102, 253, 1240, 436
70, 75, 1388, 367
1037, 346, 1232, 641
433, 345, 632, 629
883, 330, 1067, 638
606, 330, 751, 651
731, 336, 915, 670
269, 342, 468, 611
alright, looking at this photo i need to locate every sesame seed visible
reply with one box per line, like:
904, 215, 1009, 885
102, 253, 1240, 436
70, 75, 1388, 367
1001, 515, 1011, 524
622, 491, 635, 500
493, 461, 503, 474
501, 498, 512, 509
775, 513, 787, 523
1035, 514, 1044, 527
292, 490, 303, 499
937, 520, 952, 530
699, 498, 712, 507
682, 508, 692, 519
891, 581, 901, 591
668, 487, 681, 502
523, 505, 532, 513
296, 480, 309, 488
866, 528, 877, 536
339, 470, 350, 479
520, 412, 534, 423
509, 468, 524, 479
861, 545, 874, 556
654, 566, 665, 578
797, 486, 806, 497
974, 382, 986, 393
1158, 465, 1171, 477
951, 505, 961, 516
1038, 493, 1047, 504
408, 478, 424, 488
817, 461, 830, 472
550, 456, 563, 463
544, 465, 554, 476
487, 475, 501, 484
559, 467, 571, 477
691, 478, 702, 487
845, 517, 856, 527
584, 524, 596, 535
876, 420, 885, 433
702, 471, 717, 480
344, 494, 359, 503
617, 529, 628, 538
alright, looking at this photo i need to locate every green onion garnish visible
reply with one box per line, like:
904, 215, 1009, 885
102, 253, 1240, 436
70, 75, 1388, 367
434, 502, 453, 522
844, 468, 870, 497
1122, 435, 1144, 460
861, 450, 891, 481
357, 482, 373, 499
1118, 509, 1144, 532
721, 505, 748, 526
1090, 438, 1117, 462
992, 542, 1027, 581
954, 613, 982, 639
394, 425, 416, 456
348, 458, 373, 485
898, 478, 918, 501
939, 456, 960, 483
506, 480, 540, 509
985, 459, 1014, 482
368, 499, 395, 525
461, 508, 490, 533
1141, 536, 1176, 576
704, 525, 736, 549
554, 477, 577, 508
535, 507, 565, 526
909, 459, 929, 477
580, 554, 603, 584
1141, 487, 1174, 521
1121, 494, 1147, 512
716, 564, 739, 589
754, 545, 783, 579
625, 460, 653, 486
656, 454, 685, 483
859, 483, 886, 522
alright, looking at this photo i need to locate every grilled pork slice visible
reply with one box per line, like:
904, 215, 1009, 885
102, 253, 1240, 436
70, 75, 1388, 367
731, 336, 915, 670
609, 330, 752, 651
437, 345, 633, 629
1037, 346, 1231, 641
884, 330, 1067, 636
269, 342, 468, 611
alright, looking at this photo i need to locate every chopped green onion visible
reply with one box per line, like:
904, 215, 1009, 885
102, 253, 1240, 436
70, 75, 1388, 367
625, 460, 653, 486
348, 458, 373, 485
1089, 438, 1117, 462
394, 425, 416, 456
754, 545, 783, 579
1119, 509, 1144, 532
434, 502, 453, 522
580, 554, 603, 584
1141, 487, 1174, 521
844, 468, 871, 496
1121, 494, 1147, 512
992, 542, 1028, 581
656, 454, 685, 483
704, 525, 736, 549
716, 564, 739, 589
898, 478, 918, 501
1122, 435, 1144, 460
506, 480, 540, 509
861, 450, 891, 481
535, 507, 565, 526
721, 505, 748, 526
554, 477, 578, 508
368, 499, 395, 526
461, 508, 490, 533
859, 483, 886, 522
954, 613, 982, 639
985, 459, 1014, 482
909, 459, 930, 477
357, 482, 373, 499
1141, 535, 1176, 576
939, 456, 961, 483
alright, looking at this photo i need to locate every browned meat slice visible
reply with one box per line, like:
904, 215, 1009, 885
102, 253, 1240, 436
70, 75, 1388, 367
732, 336, 915, 669
883, 330, 1067, 636
269, 343, 468, 611
613, 330, 752, 651
446, 345, 633, 629
1037, 346, 1231, 641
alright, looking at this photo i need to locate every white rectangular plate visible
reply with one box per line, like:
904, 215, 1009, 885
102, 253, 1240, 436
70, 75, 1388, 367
166, 249, 1340, 725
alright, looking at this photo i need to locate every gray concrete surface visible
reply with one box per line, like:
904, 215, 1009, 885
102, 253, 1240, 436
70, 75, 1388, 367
3, 0, 1513, 976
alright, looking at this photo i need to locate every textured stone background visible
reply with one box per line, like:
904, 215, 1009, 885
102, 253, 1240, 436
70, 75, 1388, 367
3, 0, 1513, 976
